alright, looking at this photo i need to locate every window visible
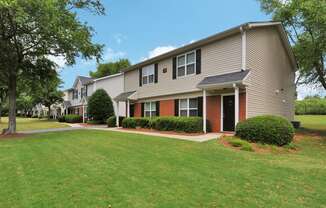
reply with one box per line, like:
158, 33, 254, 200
81, 87, 87, 98
144, 102, 156, 117
179, 98, 198, 117
73, 90, 78, 100
177, 51, 196, 77
142, 64, 155, 85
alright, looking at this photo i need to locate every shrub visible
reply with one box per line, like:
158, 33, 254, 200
122, 118, 137, 128
57, 116, 65, 122
107, 116, 125, 127
153, 116, 203, 133
87, 89, 114, 122
136, 117, 152, 128
107, 116, 116, 127
64, 114, 82, 123
295, 97, 326, 115
236, 115, 294, 146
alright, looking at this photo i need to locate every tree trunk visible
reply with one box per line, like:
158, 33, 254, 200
3, 72, 17, 134
48, 106, 51, 120
0, 104, 2, 124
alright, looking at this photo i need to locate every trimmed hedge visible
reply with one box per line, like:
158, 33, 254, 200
122, 117, 137, 128
235, 115, 294, 146
295, 98, 326, 115
121, 116, 207, 133
57, 116, 65, 122
107, 116, 125, 127
64, 114, 82, 123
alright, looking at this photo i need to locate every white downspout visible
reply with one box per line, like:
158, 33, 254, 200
240, 26, 247, 70
116, 102, 119, 127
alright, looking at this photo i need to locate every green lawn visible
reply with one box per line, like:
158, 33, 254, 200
0, 117, 69, 131
295, 115, 326, 131
0, 115, 326, 207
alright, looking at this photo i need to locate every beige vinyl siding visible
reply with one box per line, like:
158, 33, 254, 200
246, 27, 295, 120
124, 34, 242, 99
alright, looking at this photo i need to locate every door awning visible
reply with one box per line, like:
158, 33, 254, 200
114, 91, 136, 102
197, 70, 250, 89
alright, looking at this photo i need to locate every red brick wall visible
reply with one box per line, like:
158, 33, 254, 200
239, 93, 246, 121
159, 100, 175, 116
206, 95, 221, 132
134, 103, 141, 117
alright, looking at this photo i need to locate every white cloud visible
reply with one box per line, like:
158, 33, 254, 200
147, 46, 176, 59
103, 47, 127, 62
297, 84, 326, 100
48, 55, 66, 71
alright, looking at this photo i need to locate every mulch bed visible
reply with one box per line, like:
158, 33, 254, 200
0, 133, 29, 140
219, 135, 298, 154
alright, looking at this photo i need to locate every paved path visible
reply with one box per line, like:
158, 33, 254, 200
18, 124, 220, 142
90, 127, 221, 142
18, 126, 83, 134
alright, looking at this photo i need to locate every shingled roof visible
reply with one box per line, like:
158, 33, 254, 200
197, 70, 250, 88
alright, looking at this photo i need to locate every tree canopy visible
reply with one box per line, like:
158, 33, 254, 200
258, 0, 326, 90
89, 59, 131, 78
0, 0, 105, 133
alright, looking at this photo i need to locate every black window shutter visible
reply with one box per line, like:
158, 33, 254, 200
154, 63, 158, 83
174, 99, 179, 116
196, 49, 201, 74
156, 101, 160, 116
197, 97, 203, 117
172, 57, 177, 79
139, 68, 142, 86
141, 103, 144, 117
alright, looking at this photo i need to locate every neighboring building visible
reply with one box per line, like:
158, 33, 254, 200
63, 73, 126, 122
115, 21, 296, 132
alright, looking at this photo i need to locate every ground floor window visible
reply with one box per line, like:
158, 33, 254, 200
179, 98, 198, 117
144, 102, 156, 117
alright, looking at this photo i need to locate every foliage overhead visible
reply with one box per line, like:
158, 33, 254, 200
258, 0, 326, 90
0, 0, 105, 133
89, 59, 131, 78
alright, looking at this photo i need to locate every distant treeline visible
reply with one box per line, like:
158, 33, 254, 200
295, 96, 326, 115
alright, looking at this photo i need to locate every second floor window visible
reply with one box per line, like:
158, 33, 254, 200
179, 98, 198, 117
144, 102, 156, 117
177, 51, 196, 77
73, 90, 78, 100
142, 65, 154, 85
81, 87, 87, 98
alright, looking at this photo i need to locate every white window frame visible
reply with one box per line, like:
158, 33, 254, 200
144, 101, 156, 117
176, 50, 196, 78
179, 98, 198, 117
142, 65, 155, 85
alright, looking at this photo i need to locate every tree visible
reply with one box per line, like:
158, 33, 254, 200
16, 93, 34, 117
0, 0, 104, 134
257, 0, 326, 90
33, 71, 64, 120
0, 85, 7, 123
89, 59, 131, 78
87, 89, 114, 122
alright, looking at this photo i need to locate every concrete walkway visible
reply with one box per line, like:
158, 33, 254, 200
89, 127, 221, 142
18, 123, 220, 142
18, 126, 83, 134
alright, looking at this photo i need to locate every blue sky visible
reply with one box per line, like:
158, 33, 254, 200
57, 0, 324, 99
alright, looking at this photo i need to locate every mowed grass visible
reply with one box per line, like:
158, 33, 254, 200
0, 117, 69, 131
295, 115, 326, 131
0, 115, 326, 208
